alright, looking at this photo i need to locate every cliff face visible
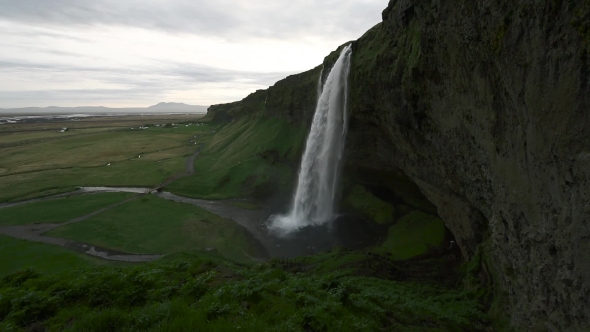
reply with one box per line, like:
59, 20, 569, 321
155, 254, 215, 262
206, 0, 590, 330
204, 68, 321, 124
348, 0, 590, 330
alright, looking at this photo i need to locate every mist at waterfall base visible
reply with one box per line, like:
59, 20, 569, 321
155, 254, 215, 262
268, 45, 353, 238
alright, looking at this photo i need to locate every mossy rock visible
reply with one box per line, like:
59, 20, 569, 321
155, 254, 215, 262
345, 166, 437, 214
378, 211, 446, 260
344, 185, 394, 225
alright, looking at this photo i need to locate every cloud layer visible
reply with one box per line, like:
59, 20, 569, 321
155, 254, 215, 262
0, 0, 386, 108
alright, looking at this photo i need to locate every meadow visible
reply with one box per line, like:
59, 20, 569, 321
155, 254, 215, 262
0, 114, 278, 276
0, 117, 204, 203
47, 195, 267, 263
0, 235, 117, 276
0, 193, 135, 225
166, 115, 307, 199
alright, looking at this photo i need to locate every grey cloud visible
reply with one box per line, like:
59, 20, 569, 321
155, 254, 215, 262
0, 0, 386, 40
0, 88, 161, 100
0, 58, 292, 86
0, 58, 291, 107
0, 88, 168, 108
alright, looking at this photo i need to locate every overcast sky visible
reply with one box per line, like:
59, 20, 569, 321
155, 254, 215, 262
0, 0, 386, 108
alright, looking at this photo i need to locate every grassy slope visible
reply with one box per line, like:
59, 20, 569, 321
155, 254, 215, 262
0, 236, 116, 277
343, 184, 395, 225
0, 252, 489, 332
47, 195, 266, 263
0, 193, 135, 225
380, 211, 447, 260
167, 116, 306, 200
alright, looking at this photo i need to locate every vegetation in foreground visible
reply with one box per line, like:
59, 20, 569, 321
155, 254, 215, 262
0, 251, 489, 332
0, 236, 117, 277
167, 116, 307, 200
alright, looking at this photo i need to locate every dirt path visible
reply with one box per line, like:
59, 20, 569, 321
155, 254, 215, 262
157, 144, 203, 188
0, 193, 165, 262
185, 145, 202, 175
0, 223, 163, 262
0, 190, 86, 210
0, 146, 204, 263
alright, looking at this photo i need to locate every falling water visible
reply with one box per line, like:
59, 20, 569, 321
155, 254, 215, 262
269, 45, 352, 235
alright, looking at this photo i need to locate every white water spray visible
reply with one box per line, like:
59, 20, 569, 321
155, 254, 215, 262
269, 45, 352, 235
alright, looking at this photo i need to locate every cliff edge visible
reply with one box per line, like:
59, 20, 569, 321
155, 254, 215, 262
207, 1, 590, 330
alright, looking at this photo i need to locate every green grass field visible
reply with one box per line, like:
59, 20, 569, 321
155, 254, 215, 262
344, 184, 395, 225
0, 235, 115, 276
47, 195, 266, 263
0, 157, 185, 202
0, 128, 109, 147
0, 193, 135, 226
0, 130, 194, 175
0, 121, 205, 202
167, 116, 306, 199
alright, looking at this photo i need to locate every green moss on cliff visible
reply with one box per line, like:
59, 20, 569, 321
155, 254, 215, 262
347, 167, 438, 214
491, 15, 512, 53
344, 185, 394, 225
379, 211, 446, 260
572, 3, 590, 50
406, 22, 422, 72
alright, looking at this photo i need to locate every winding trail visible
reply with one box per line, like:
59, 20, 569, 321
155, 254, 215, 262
0, 145, 205, 263
0, 194, 163, 262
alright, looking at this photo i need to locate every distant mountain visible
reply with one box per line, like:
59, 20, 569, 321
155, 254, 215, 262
0, 103, 208, 115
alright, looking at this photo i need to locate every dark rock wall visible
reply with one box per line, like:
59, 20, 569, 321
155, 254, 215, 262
206, 0, 590, 329
348, 0, 590, 330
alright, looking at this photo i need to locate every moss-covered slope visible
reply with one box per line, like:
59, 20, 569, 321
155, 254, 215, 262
0, 251, 489, 332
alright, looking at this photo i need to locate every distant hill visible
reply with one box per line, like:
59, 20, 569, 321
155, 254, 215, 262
0, 103, 208, 115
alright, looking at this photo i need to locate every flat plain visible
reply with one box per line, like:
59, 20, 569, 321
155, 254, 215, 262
0, 114, 271, 274
0, 115, 204, 203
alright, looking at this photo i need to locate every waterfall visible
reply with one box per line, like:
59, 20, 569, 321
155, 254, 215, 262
269, 45, 352, 235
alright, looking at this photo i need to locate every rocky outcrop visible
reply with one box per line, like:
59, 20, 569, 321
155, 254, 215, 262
206, 0, 590, 330
204, 67, 321, 124
347, 0, 590, 330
